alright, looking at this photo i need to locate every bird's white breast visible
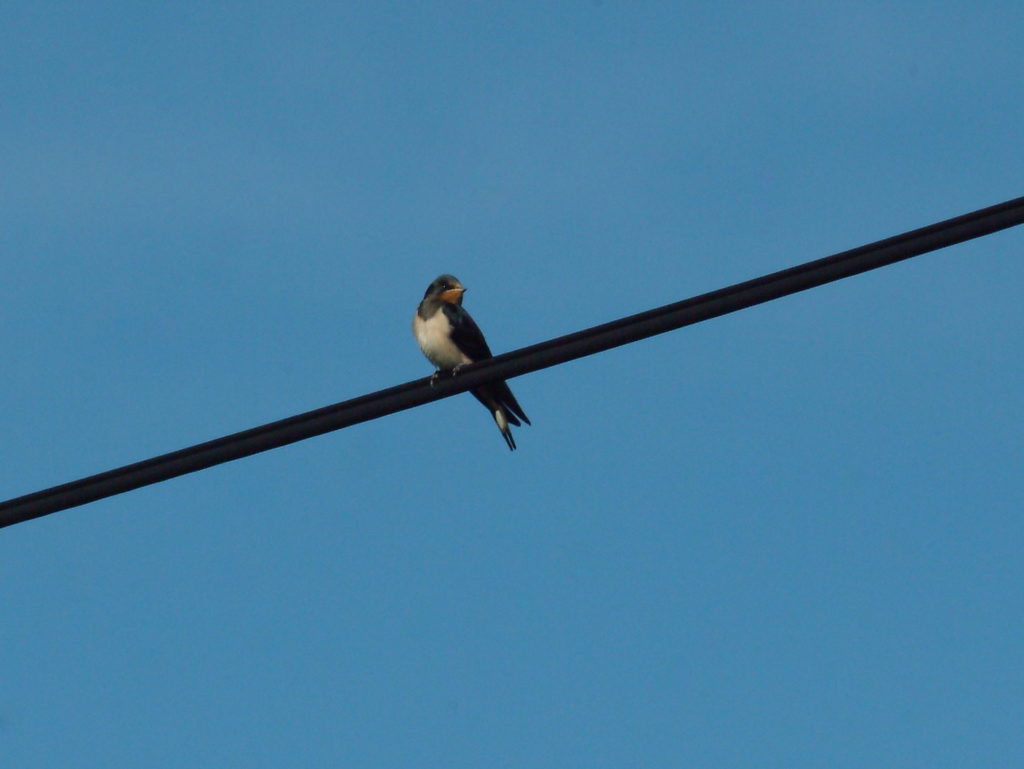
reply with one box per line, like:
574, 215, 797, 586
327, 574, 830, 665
413, 309, 472, 370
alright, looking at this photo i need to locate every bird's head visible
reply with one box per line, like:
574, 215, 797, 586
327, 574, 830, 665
423, 274, 466, 305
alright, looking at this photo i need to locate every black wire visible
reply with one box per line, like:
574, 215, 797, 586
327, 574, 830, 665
3, 196, 1023, 529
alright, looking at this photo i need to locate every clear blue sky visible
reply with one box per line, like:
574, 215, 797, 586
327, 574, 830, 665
2, 2, 1022, 766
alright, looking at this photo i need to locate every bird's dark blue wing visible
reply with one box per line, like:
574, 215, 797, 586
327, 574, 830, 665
442, 302, 494, 362
442, 301, 531, 442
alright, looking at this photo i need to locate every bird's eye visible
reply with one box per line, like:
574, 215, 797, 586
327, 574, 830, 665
439, 282, 449, 290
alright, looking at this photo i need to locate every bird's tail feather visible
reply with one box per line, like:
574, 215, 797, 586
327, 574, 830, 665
472, 384, 526, 451
494, 407, 517, 451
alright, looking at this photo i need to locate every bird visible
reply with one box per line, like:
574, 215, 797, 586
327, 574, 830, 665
413, 274, 531, 450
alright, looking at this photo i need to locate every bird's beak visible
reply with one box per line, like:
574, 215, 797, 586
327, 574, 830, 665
440, 287, 466, 304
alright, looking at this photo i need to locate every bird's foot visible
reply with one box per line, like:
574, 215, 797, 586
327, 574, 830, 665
430, 366, 465, 387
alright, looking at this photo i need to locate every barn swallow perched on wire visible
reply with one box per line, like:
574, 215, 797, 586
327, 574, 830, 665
413, 274, 531, 451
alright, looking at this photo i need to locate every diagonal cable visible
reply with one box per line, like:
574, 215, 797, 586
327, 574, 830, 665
2, 195, 1023, 529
